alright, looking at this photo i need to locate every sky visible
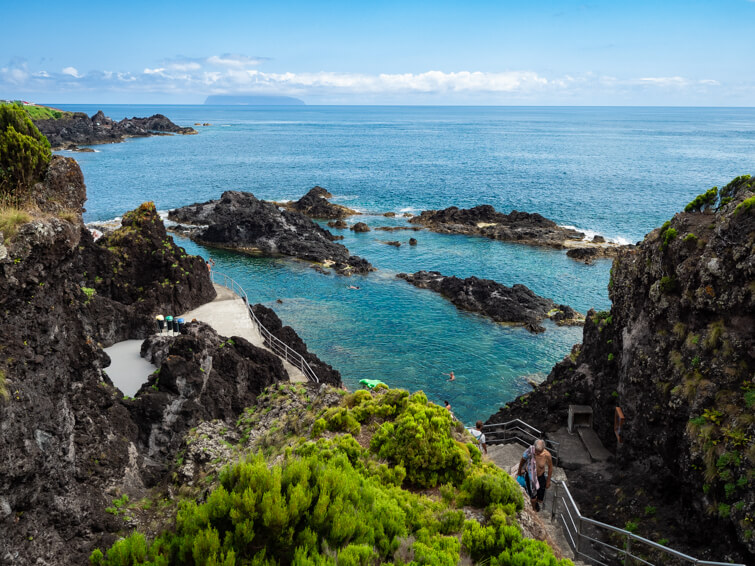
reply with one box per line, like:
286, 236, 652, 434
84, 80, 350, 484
1, 0, 754, 106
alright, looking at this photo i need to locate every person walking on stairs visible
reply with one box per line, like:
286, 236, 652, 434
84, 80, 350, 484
518, 438, 553, 512
469, 420, 487, 455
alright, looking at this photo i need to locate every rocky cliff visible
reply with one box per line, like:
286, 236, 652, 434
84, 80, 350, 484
487, 175, 754, 562
33, 110, 197, 150
0, 158, 311, 564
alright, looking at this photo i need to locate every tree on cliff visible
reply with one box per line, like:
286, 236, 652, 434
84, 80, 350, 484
0, 102, 51, 207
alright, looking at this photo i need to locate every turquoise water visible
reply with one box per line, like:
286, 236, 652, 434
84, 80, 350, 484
57, 105, 755, 424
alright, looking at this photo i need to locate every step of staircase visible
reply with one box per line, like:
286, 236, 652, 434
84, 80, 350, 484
577, 428, 612, 462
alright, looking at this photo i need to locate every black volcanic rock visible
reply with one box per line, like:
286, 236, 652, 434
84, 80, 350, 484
351, 222, 370, 233
0, 157, 335, 564
487, 175, 755, 562
33, 111, 197, 149
168, 190, 374, 276
133, 322, 286, 468
251, 304, 342, 386
283, 186, 359, 220
397, 270, 583, 332
410, 204, 588, 248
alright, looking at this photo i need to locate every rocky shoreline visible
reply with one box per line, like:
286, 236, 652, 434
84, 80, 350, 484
33, 110, 197, 150
168, 190, 374, 275
410, 204, 626, 260
397, 270, 584, 333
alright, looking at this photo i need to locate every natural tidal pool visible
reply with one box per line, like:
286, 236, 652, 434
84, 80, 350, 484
62, 104, 755, 424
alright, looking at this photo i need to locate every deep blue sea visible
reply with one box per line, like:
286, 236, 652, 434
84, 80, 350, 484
55, 105, 755, 424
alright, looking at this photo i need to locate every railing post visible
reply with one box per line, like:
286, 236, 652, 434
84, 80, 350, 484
551, 482, 558, 520
576, 516, 582, 556
624, 533, 631, 566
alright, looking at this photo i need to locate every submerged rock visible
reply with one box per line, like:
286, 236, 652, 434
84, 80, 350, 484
397, 270, 583, 332
168, 191, 374, 276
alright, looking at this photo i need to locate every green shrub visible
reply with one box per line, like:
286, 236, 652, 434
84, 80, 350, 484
458, 465, 523, 510
0, 369, 7, 402
0, 103, 51, 207
684, 187, 718, 213
734, 195, 755, 216
661, 227, 677, 250
370, 391, 469, 487
92, 387, 570, 566
683, 233, 698, 243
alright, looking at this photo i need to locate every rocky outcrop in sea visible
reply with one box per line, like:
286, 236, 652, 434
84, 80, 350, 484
397, 270, 584, 333
33, 110, 197, 150
487, 175, 755, 563
410, 204, 624, 259
279, 186, 359, 219
168, 190, 374, 276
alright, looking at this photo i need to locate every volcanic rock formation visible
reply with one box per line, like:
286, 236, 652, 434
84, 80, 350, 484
281, 186, 359, 220
397, 270, 583, 333
168, 191, 374, 276
33, 110, 196, 150
410, 205, 625, 259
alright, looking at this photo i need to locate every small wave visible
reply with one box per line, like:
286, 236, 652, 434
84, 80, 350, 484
399, 206, 419, 213
559, 224, 630, 245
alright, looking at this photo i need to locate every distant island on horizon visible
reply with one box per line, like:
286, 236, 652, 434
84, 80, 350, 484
204, 94, 305, 105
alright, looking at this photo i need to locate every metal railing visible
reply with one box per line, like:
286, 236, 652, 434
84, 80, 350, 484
483, 419, 560, 467
210, 271, 319, 383
550, 480, 744, 566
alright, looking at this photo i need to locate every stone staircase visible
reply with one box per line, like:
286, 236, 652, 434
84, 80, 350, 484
486, 443, 589, 565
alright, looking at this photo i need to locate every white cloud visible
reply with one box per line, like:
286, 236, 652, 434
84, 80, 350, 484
206, 53, 265, 68
0, 55, 743, 104
61, 66, 81, 78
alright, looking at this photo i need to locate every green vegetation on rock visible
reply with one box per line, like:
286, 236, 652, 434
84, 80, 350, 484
0, 103, 51, 207
91, 386, 571, 566
19, 103, 72, 121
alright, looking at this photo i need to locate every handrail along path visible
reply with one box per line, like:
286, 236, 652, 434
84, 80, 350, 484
483, 419, 743, 566
210, 271, 319, 384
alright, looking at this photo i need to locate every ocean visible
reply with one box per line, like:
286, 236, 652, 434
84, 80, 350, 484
56, 104, 755, 424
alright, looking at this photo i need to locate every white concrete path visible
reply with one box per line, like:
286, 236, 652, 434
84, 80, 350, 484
181, 284, 308, 383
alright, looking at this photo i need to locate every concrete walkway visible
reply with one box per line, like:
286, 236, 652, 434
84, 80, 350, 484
181, 284, 309, 383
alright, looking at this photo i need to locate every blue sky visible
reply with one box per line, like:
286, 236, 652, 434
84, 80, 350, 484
2, 0, 754, 105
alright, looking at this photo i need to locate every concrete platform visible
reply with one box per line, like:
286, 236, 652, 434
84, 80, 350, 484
181, 284, 309, 383
578, 428, 613, 462
104, 284, 309, 394
549, 427, 593, 469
